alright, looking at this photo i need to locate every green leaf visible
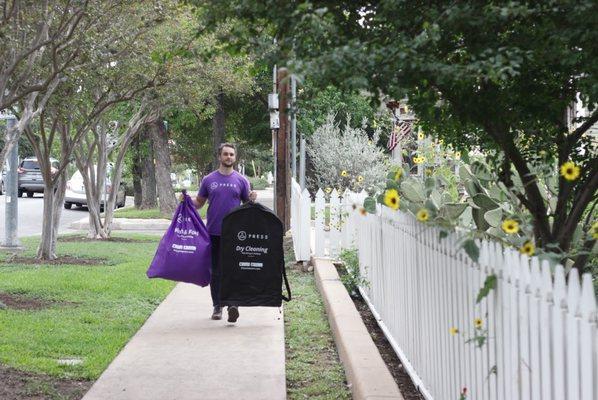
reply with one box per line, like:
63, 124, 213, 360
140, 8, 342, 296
439, 203, 468, 220
462, 239, 480, 262
483, 208, 502, 227
439, 230, 449, 240
363, 197, 377, 213
385, 179, 399, 191
400, 179, 426, 203
472, 193, 499, 211
476, 274, 497, 304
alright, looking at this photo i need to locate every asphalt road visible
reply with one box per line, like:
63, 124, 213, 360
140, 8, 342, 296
0, 193, 132, 239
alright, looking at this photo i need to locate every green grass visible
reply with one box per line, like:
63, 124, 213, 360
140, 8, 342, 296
284, 242, 351, 399
311, 205, 331, 225
113, 206, 207, 220
0, 233, 174, 380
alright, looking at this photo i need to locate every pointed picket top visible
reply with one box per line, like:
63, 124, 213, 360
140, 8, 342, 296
553, 264, 567, 308
493, 241, 504, 275
301, 188, 311, 200
315, 188, 325, 201
540, 260, 553, 300
579, 273, 597, 320
330, 188, 339, 199
358, 189, 368, 204
530, 257, 541, 296
502, 247, 513, 281
520, 252, 532, 292
566, 268, 581, 316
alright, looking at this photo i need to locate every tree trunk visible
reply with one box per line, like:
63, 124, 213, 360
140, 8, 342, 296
131, 134, 143, 208
150, 119, 176, 216
101, 107, 155, 237
37, 186, 56, 259
140, 125, 157, 209
49, 168, 68, 256
211, 91, 226, 170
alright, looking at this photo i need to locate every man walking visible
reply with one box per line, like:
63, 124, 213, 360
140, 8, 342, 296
191, 143, 257, 322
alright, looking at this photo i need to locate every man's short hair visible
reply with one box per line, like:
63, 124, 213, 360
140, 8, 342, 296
218, 143, 236, 155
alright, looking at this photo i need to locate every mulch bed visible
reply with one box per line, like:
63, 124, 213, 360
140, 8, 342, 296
352, 295, 425, 400
1, 256, 107, 266
0, 365, 92, 400
58, 235, 155, 243
0, 293, 77, 311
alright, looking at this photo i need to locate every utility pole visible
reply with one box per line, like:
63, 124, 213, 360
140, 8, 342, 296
1, 114, 22, 250
276, 67, 290, 231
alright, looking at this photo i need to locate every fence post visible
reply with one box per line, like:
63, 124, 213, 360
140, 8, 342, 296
299, 188, 311, 261
329, 189, 341, 257
314, 188, 325, 257
579, 273, 596, 400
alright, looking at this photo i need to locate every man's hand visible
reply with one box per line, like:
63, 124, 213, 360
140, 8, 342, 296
178, 193, 186, 202
249, 191, 257, 202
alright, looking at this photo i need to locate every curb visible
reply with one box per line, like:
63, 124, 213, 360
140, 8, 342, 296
313, 257, 404, 400
70, 217, 171, 231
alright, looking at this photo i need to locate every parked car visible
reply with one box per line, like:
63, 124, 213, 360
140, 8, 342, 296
64, 167, 126, 210
16, 157, 59, 197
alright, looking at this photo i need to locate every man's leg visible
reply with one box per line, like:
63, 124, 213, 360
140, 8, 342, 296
209, 235, 222, 320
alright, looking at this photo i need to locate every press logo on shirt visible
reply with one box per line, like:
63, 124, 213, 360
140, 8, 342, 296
237, 230, 269, 241
210, 182, 238, 190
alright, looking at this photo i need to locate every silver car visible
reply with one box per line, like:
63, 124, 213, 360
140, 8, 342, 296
64, 167, 126, 210
17, 157, 59, 197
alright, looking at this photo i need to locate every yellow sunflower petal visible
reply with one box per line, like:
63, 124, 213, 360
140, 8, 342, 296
416, 208, 430, 222
383, 189, 400, 210
560, 161, 581, 181
501, 219, 519, 234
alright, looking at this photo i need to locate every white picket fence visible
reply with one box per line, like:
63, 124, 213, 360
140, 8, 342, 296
290, 180, 598, 400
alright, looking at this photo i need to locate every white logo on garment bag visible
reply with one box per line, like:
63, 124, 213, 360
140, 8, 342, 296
238, 231, 247, 241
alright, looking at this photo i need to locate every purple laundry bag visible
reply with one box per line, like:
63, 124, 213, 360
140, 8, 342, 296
147, 191, 211, 286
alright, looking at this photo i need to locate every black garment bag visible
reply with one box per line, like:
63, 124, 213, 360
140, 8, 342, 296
219, 202, 291, 307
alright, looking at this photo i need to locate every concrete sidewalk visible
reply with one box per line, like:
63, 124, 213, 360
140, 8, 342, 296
82, 283, 286, 400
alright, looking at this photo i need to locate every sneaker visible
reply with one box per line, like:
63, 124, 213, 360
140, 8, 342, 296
211, 306, 222, 320
227, 306, 239, 323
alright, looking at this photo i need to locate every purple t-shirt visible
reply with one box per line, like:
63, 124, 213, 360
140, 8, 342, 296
199, 170, 250, 236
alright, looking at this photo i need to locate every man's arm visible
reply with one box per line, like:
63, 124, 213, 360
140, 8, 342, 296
192, 195, 207, 209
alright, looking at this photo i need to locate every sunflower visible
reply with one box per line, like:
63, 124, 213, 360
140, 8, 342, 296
454, 151, 461, 159
592, 221, 598, 240
357, 175, 364, 183
416, 208, 430, 222
394, 169, 403, 181
383, 189, 400, 210
324, 187, 332, 194
501, 219, 519, 234
474, 318, 483, 329
519, 241, 535, 256
413, 156, 426, 164
340, 170, 348, 177
449, 327, 459, 336
359, 207, 367, 216
560, 161, 580, 181
418, 132, 425, 140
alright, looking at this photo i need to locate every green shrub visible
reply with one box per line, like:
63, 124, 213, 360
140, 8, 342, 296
248, 176, 269, 190
339, 248, 368, 297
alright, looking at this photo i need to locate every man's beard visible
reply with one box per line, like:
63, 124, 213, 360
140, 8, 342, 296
221, 160, 234, 167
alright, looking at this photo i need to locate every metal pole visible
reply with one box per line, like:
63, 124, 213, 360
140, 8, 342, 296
299, 136, 306, 190
2, 116, 22, 249
291, 75, 297, 180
